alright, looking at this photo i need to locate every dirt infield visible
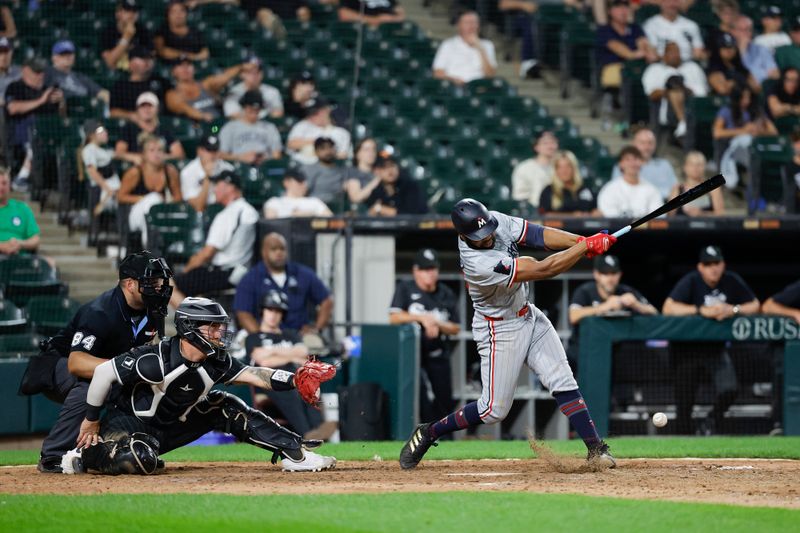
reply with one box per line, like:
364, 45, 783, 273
3, 458, 800, 508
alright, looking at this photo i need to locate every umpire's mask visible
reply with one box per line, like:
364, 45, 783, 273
119, 252, 174, 317
175, 297, 233, 360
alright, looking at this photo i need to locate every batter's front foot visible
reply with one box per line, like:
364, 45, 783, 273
399, 423, 438, 470
587, 440, 616, 468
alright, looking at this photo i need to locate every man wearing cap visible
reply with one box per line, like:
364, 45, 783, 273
170, 170, 260, 307
115, 91, 185, 161
218, 89, 283, 164
731, 15, 779, 85
0, 37, 21, 105
567, 255, 656, 370
46, 40, 109, 102
663, 245, 760, 434
109, 47, 173, 121
18, 251, 173, 473
287, 97, 352, 164
179, 134, 234, 212
224, 57, 284, 120
264, 168, 333, 218
776, 18, 800, 71
389, 248, 460, 421
366, 155, 428, 216
754, 6, 791, 55
642, 0, 705, 62
101, 0, 154, 71
300, 137, 348, 207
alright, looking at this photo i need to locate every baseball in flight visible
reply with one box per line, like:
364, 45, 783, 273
652, 412, 668, 428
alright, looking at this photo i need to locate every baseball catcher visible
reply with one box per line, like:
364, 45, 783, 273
65, 297, 337, 475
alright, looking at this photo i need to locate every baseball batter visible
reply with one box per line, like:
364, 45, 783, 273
400, 199, 617, 469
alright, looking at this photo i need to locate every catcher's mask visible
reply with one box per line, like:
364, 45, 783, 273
119, 251, 174, 317
175, 297, 233, 360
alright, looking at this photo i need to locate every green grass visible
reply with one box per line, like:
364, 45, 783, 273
2, 436, 799, 466
0, 492, 795, 532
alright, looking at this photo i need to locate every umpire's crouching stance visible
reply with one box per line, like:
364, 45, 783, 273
19, 251, 173, 473
64, 297, 337, 475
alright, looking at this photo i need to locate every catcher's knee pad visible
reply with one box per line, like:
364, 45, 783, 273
82, 432, 160, 475
202, 390, 304, 462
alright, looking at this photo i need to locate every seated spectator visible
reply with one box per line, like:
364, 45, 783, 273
246, 290, 336, 440
344, 137, 382, 206
5, 58, 63, 192
0, 2, 16, 39
223, 57, 283, 120
754, 5, 790, 55
669, 151, 725, 216
767, 67, 800, 120
567, 255, 656, 369
109, 47, 172, 121
218, 90, 283, 164
284, 71, 317, 120
641, 41, 708, 139
241, 0, 311, 37
732, 15, 779, 85
338, 0, 405, 28
432, 11, 496, 85
595, 0, 656, 94
539, 150, 598, 216
662, 245, 759, 434
166, 56, 242, 122
170, 170, 259, 306
389, 248, 460, 422
179, 134, 233, 212
115, 92, 185, 162
366, 155, 428, 216
612, 126, 677, 200
707, 32, 760, 96
301, 137, 348, 207
46, 40, 109, 103
101, 0, 154, 71
497, 0, 542, 79
598, 146, 662, 217
704, 0, 739, 59
154, 0, 209, 63
511, 130, 558, 208
234, 232, 334, 335
263, 168, 333, 218
713, 85, 777, 190
0, 167, 40, 256
784, 131, 800, 212
0, 37, 21, 103
117, 135, 182, 245
286, 97, 351, 164
775, 17, 800, 71
642, 0, 704, 62
81, 120, 132, 216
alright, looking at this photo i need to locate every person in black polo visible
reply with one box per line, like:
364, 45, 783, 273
567, 255, 657, 371
663, 245, 760, 434
101, 0, 154, 71
389, 248, 460, 422
19, 251, 172, 473
366, 155, 428, 216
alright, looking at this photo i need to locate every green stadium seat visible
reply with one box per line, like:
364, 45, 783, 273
0, 300, 28, 334
466, 78, 516, 97
686, 95, 726, 159
621, 60, 651, 126
145, 202, 204, 264
241, 172, 275, 210
750, 136, 794, 207
536, 4, 578, 68
0, 256, 64, 307
26, 296, 80, 337
0, 332, 45, 358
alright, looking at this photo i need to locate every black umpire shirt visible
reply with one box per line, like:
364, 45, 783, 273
773, 280, 800, 308
48, 286, 160, 361
389, 280, 458, 358
668, 270, 757, 308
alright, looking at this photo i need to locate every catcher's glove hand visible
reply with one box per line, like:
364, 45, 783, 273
294, 356, 337, 408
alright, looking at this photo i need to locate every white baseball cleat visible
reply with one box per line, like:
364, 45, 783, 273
281, 449, 337, 472
60, 448, 84, 475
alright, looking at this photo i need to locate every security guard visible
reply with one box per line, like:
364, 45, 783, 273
20, 251, 173, 473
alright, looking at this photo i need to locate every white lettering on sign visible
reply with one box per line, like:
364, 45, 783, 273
732, 317, 800, 341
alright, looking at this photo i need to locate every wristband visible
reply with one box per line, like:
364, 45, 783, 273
270, 369, 295, 391
85, 405, 101, 422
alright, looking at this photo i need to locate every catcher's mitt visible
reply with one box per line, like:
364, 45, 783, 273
294, 357, 337, 408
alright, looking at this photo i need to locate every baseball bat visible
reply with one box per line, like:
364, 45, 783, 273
612, 174, 726, 238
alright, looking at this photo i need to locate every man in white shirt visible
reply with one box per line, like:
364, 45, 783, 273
223, 57, 283, 120
599, 146, 663, 218
170, 170, 260, 307
286, 97, 352, 165
641, 41, 708, 139
432, 10, 497, 85
511, 130, 558, 208
263, 168, 333, 219
219, 90, 283, 165
611, 127, 677, 200
754, 6, 791, 54
643, 0, 704, 61
179, 134, 234, 212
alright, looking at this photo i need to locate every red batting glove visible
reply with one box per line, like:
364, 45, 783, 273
581, 232, 617, 258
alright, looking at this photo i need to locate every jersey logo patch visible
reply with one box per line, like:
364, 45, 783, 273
122, 357, 135, 370
179, 384, 193, 392
494, 260, 512, 275
411, 293, 421, 300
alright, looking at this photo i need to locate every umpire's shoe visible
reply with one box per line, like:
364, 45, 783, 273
37, 456, 63, 474
399, 423, 438, 470
587, 440, 616, 468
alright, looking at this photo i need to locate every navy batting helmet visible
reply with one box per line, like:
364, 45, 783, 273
450, 198, 498, 241
261, 290, 289, 313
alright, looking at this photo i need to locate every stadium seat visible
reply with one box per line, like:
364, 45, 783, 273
0, 332, 45, 358
0, 300, 28, 335
621, 60, 652, 126
26, 296, 81, 337
686, 95, 726, 159
145, 202, 205, 264
0, 256, 65, 307
750, 136, 794, 209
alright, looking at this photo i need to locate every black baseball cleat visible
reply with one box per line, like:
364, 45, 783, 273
587, 440, 616, 468
37, 456, 63, 474
399, 423, 438, 470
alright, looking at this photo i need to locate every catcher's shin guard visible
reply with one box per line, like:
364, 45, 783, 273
201, 390, 306, 462
81, 433, 161, 475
